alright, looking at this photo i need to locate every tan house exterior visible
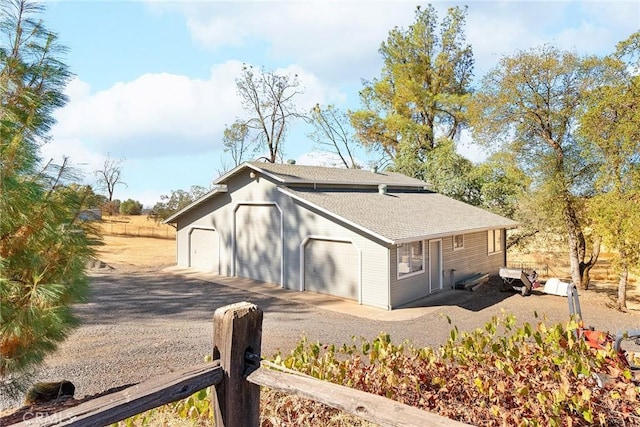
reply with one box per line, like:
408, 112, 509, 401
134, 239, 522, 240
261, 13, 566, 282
165, 162, 518, 310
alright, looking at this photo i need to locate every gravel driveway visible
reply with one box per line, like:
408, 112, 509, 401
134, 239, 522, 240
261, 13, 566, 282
3, 267, 639, 411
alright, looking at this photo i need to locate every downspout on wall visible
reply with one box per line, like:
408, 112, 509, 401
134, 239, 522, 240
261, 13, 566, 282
387, 246, 392, 310
503, 229, 507, 268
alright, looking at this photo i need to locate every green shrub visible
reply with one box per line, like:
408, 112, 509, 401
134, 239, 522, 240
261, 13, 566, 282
119, 199, 143, 215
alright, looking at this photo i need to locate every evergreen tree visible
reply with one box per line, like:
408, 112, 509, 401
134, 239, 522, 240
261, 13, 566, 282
349, 5, 473, 179
0, 0, 96, 392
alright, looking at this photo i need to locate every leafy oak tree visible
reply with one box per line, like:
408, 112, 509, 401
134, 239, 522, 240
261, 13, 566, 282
422, 138, 479, 204
0, 0, 96, 392
471, 45, 605, 290
470, 151, 530, 220
350, 5, 474, 180
148, 185, 209, 223
120, 198, 143, 215
578, 32, 640, 309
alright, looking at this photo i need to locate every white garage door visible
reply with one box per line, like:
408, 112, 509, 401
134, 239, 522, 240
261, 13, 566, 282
235, 204, 282, 284
304, 239, 359, 300
190, 228, 219, 272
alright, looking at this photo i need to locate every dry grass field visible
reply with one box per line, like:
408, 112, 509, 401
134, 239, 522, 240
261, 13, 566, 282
94, 215, 175, 270
99, 214, 176, 240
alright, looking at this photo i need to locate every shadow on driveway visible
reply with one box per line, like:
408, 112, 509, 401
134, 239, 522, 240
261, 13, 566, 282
79, 271, 317, 325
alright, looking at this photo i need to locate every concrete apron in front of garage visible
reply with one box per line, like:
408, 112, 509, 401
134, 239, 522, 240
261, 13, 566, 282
164, 267, 480, 322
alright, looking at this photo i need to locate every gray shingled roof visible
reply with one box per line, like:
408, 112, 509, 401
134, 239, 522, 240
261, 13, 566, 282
280, 188, 518, 244
237, 162, 428, 188
170, 163, 518, 240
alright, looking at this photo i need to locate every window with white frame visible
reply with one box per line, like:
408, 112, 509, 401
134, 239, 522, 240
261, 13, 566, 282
397, 241, 424, 277
487, 229, 502, 254
453, 234, 464, 250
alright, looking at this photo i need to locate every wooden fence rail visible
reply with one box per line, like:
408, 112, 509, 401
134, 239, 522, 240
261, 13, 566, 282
506, 260, 549, 276
9, 363, 222, 427
247, 365, 469, 427
101, 223, 176, 239
9, 301, 469, 427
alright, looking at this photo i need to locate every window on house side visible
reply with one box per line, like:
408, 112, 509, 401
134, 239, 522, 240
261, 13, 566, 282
398, 241, 424, 277
453, 234, 464, 250
488, 230, 502, 254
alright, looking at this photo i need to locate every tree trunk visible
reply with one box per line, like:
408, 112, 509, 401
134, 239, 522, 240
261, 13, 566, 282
568, 235, 584, 289
618, 251, 628, 311
579, 236, 601, 290
565, 202, 587, 289
563, 192, 598, 290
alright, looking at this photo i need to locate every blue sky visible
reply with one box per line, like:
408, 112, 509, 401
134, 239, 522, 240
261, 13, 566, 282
39, 1, 640, 208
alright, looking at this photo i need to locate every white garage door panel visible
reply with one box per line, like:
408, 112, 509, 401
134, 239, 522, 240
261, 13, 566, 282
190, 229, 219, 272
304, 239, 358, 300
235, 205, 281, 284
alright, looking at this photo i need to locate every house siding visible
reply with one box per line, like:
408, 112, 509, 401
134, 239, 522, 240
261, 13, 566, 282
303, 239, 359, 299
176, 171, 278, 276
281, 196, 390, 309
175, 194, 232, 269
234, 203, 282, 284
173, 164, 515, 311
389, 231, 506, 308
442, 230, 505, 285
176, 170, 391, 309
389, 242, 430, 307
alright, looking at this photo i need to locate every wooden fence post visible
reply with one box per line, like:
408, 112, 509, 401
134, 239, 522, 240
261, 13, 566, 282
212, 302, 263, 427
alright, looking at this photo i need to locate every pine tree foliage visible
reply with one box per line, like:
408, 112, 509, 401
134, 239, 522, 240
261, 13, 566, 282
0, 0, 96, 388
349, 5, 474, 179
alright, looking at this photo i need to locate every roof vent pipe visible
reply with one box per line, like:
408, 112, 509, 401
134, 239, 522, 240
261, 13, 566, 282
378, 184, 387, 195
371, 165, 378, 173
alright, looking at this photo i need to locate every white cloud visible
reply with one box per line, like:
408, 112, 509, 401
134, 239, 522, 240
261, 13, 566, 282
296, 151, 367, 169
154, 1, 415, 84
465, 1, 639, 76
52, 61, 245, 158
553, 2, 639, 54
157, 1, 639, 84
49, 0, 639, 207
50, 61, 341, 161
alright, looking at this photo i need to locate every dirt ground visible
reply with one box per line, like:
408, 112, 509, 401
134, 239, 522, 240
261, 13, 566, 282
2, 234, 639, 425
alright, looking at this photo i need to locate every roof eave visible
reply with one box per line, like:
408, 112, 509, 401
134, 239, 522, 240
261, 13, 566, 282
246, 162, 429, 188
280, 188, 519, 245
391, 223, 519, 245
163, 185, 228, 223
288, 181, 429, 188
213, 162, 254, 185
